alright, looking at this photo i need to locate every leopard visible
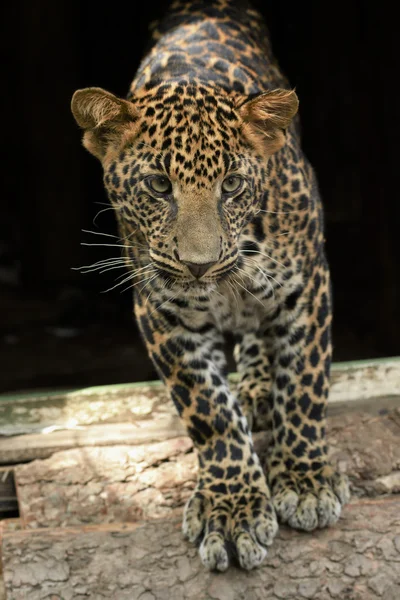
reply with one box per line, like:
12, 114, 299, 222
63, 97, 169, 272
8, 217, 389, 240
71, 0, 350, 572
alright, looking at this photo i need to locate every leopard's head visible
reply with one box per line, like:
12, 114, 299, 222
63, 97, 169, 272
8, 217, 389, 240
71, 82, 298, 291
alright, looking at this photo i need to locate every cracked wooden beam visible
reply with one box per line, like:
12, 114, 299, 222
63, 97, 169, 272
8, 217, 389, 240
6, 409, 400, 530
1, 498, 400, 600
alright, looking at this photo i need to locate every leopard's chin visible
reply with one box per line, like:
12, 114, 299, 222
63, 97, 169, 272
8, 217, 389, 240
156, 269, 210, 289
177, 280, 217, 296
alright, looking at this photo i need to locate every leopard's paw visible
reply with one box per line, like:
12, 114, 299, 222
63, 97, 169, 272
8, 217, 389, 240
183, 489, 278, 571
271, 467, 350, 531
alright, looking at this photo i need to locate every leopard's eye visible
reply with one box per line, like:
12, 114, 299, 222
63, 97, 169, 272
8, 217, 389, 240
147, 176, 172, 195
221, 176, 243, 195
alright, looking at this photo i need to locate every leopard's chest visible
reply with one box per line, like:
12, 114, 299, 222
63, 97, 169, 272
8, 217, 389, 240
209, 280, 277, 333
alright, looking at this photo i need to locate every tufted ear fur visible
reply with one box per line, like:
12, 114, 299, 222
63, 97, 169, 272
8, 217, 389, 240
238, 88, 299, 156
71, 87, 139, 160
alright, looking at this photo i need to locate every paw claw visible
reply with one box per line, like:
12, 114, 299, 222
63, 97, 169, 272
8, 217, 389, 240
182, 493, 206, 543
287, 494, 318, 531
200, 533, 229, 572
236, 533, 267, 570
273, 488, 298, 522
317, 488, 341, 528
254, 513, 279, 546
271, 466, 350, 531
184, 489, 277, 571
332, 472, 351, 505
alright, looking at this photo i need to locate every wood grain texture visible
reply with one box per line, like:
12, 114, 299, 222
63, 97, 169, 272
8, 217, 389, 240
2, 498, 400, 600
1, 368, 399, 597
9, 409, 400, 530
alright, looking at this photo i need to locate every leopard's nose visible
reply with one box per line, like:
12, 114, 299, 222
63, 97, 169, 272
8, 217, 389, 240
183, 261, 217, 279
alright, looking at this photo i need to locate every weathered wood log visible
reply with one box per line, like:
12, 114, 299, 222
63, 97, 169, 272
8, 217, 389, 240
1, 361, 399, 598
9, 409, 400, 530
1, 497, 400, 600
15, 437, 197, 528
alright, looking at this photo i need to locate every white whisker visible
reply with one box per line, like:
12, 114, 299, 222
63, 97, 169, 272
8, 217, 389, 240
231, 274, 265, 307
256, 266, 276, 299
82, 229, 120, 240
240, 248, 286, 269
113, 263, 154, 281
150, 288, 179, 315
101, 268, 157, 294
129, 272, 159, 296
257, 265, 282, 289
72, 258, 127, 272
80, 261, 128, 274
97, 264, 130, 275
226, 278, 240, 310
81, 242, 133, 249
234, 265, 264, 291
92, 206, 118, 226
240, 254, 282, 291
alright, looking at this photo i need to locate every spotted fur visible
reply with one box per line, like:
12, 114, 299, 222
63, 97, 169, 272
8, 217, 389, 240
71, 0, 349, 572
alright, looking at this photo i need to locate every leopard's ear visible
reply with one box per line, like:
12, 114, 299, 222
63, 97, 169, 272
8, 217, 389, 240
238, 88, 299, 156
71, 87, 139, 160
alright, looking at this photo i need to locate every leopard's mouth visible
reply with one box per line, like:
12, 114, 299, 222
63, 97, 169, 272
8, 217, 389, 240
152, 269, 215, 295
155, 263, 234, 287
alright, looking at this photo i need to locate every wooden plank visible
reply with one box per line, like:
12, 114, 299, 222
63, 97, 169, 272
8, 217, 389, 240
1, 497, 400, 600
329, 357, 400, 403
2, 395, 400, 466
0, 418, 184, 464
0, 383, 171, 437
0, 358, 399, 464
0, 358, 399, 437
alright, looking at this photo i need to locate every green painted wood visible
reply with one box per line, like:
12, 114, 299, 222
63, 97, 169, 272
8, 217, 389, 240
0, 356, 399, 439
1, 356, 399, 404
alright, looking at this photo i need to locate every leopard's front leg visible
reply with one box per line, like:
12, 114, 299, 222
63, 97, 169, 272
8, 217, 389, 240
234, 331, 272, 431
264, 265, 350, 531
135, 292, 278, 571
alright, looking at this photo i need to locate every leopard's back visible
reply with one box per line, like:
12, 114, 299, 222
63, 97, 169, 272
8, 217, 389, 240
130, 0, 289, 97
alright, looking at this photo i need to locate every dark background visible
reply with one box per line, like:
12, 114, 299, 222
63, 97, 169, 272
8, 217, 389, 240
1, 0, 399, 394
